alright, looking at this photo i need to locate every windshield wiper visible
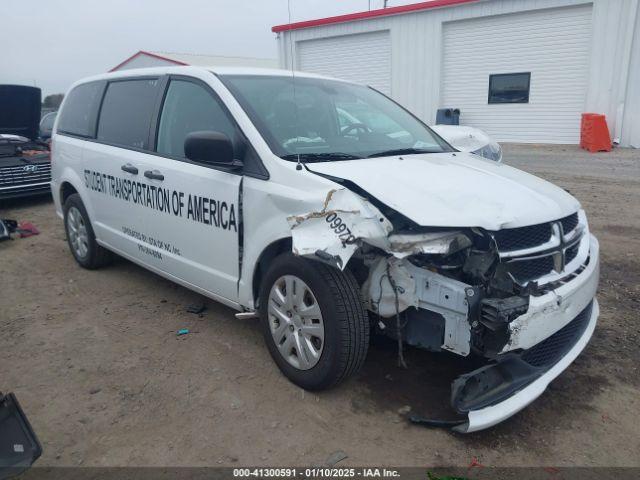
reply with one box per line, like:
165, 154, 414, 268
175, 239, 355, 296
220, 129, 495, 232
280, 152, 363, 162
367, 148, 440, 158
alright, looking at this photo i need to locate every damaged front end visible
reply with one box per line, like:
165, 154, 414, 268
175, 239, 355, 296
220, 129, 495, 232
287, 185, 599, 432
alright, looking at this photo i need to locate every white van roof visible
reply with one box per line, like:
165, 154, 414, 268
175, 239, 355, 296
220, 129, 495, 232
71, 65, 358, 88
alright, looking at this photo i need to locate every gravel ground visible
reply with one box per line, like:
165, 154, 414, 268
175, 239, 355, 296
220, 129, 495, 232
1, 144, 639, 469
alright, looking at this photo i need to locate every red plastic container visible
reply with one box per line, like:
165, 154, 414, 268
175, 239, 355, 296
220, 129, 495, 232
580, 113, 612, 153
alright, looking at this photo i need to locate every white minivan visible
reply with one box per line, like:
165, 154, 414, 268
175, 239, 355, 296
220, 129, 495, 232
51, 66, 599, 432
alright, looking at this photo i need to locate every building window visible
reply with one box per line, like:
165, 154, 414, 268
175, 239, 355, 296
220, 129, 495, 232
488, 73, 531, 104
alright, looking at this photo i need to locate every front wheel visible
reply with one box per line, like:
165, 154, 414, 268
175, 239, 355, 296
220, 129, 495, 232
259, 253, 369, 390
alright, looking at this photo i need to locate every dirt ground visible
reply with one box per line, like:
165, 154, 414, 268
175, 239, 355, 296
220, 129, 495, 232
1, 144, 639, 468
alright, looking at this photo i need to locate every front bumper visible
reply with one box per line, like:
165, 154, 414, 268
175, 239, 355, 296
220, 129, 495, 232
455, 299, 598, 433
0, 182, 51, 199
452, 235, 600, 433
501, 234, 600, 353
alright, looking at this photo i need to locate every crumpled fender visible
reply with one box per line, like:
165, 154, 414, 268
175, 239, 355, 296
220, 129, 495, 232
286, 188, 393, 268
287, 187, 470, 270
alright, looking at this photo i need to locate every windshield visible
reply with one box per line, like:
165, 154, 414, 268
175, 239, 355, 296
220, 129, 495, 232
219, 75, 451, 161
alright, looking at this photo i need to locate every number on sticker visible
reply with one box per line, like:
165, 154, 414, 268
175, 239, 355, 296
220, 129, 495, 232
325, 212, 356, 243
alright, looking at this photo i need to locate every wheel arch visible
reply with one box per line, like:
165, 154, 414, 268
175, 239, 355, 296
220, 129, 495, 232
56, 165, 87, 209
60, 181, 78, 206
55, 166, 99, 222
251, 237, 293, 308
249, 237, 372, 310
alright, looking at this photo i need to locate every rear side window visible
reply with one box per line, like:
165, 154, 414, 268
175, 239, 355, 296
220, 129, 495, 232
97, 79, 159, 149
156, 80, 236, 158
57, 82, 103, 137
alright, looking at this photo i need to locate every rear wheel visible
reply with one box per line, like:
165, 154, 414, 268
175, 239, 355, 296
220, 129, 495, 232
259, 253, 369, 390
63, 194, 112, 269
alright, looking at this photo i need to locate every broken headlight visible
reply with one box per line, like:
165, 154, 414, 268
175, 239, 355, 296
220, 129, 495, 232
388, 231, 472, 257
472, 142, 502, 162
395, 231, 473, 276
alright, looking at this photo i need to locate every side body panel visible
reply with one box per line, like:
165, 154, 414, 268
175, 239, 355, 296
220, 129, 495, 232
131, 153, 242, 302
238, 169, 340, 309
50, 134, 86, 217
81, 142, 156, 258
51, 68, 327, 309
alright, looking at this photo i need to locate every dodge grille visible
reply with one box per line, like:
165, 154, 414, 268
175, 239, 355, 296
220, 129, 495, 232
490, 211, 588, 286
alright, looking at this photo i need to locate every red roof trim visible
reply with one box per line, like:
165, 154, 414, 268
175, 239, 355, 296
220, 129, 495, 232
271, 0, 478, 33
272, 0, 479, 33
109, 50, 188, 72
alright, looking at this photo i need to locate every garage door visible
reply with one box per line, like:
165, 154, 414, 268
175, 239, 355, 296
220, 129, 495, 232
297, 31, 391, 95
441, 5, 592, 144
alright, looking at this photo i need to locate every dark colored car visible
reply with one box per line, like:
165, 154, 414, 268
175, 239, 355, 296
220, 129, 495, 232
0, 85, 51, 199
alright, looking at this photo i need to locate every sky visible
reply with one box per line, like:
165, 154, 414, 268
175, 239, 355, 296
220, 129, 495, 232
1, 0, 419, 97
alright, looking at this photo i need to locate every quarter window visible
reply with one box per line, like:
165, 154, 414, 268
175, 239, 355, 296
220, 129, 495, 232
488, 73, 531, 104
57, 82, 103, 137
156, 80, 236, 158
97, 79, 159, 149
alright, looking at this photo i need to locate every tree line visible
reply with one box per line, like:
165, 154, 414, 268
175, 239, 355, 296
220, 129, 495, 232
42, 93, 64, 109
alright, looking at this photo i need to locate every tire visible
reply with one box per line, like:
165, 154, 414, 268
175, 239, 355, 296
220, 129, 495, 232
259, 253, 369, 390
63, 193, 112, 269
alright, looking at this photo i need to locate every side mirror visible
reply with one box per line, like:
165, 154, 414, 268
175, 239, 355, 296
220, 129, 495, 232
184, 131, 241, 169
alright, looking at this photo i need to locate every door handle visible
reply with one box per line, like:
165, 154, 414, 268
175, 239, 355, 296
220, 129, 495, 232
144, 170, 164, 181
121, 164, 138, 175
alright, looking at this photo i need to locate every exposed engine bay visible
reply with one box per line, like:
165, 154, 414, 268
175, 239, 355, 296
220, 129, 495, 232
0, 134, 48, 158
288, 180, 598, 430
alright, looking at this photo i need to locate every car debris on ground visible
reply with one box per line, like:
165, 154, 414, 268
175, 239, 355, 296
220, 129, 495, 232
0, 219, 40, 241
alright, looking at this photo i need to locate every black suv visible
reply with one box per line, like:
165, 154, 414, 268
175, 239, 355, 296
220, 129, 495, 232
0, 85, 51, 199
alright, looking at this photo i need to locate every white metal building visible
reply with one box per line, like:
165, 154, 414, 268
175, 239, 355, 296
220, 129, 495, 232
110, 50, 278, 72
274, 0, 640, 147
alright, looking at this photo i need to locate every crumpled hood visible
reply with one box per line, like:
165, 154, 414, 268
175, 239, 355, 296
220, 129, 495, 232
307, 152, 580, 230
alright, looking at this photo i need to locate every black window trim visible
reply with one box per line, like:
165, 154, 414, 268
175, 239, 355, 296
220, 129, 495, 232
488, 72, 531, 105
57, 74, 269, 180
148, 75, 170, 152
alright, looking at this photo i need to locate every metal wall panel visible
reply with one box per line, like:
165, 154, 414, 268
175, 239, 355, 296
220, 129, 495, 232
620, 3, 640, 147
297, 31, 391, 94
441, 5, 592, 143
585, 0, 639, 144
